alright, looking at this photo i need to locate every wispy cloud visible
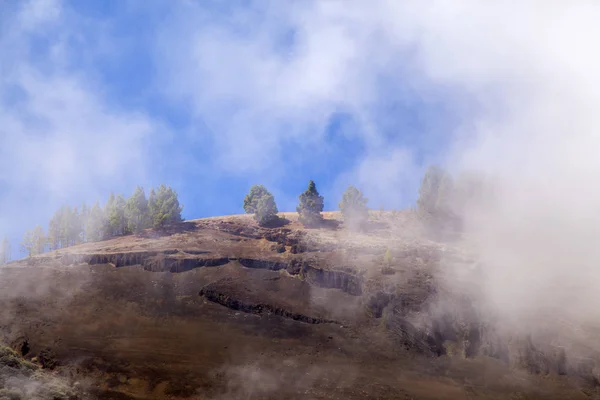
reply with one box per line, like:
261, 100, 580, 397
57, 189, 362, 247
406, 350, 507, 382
153, 1, 438, 180
0, 0, 160, 238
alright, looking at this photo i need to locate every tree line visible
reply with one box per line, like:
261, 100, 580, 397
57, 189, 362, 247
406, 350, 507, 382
0, 165, 480, 262
244, 180, 369, 228
6, 184, 183, 259
244, 165, 480, 229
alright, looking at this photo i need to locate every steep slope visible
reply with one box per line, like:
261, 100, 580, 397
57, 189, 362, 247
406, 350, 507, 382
0, 212, 594, 399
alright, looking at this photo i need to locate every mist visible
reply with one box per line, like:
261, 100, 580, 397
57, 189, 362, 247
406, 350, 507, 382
3, 0, 600, 396
156, 0, 600, 345
429, 3, 600, 346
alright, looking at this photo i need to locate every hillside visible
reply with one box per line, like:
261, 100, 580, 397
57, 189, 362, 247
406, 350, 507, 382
0, 212, 595, 399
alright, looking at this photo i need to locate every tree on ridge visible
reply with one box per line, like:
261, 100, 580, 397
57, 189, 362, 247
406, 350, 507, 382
297, 180, 324, 227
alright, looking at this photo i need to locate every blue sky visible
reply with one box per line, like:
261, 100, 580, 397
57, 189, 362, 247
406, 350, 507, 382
1, 0, 539, 256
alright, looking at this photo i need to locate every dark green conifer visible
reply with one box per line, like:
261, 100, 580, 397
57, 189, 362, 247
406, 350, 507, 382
296, 180, 324, 227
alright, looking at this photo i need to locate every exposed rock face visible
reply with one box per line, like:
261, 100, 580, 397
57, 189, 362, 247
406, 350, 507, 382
237, 258, 289, 271
302, 265, 363, 296
51, 251, 229, 272
200, 282, 339, 325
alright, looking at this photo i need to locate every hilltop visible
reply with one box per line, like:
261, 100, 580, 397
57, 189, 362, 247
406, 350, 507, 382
0, 212, 594, 399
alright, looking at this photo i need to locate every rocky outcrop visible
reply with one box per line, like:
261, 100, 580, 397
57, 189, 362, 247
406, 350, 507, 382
385, 313, 442, 356
57, 252, 229, 272
237, 258, 363, 296
47, 250, 366, 299
381, 284, 584, 383
301, 265, 363, 296
199, 285, 339, 325
238, 258, 288, 271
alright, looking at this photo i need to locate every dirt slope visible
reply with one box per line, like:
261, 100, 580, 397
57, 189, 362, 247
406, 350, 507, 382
0, 212, 595, 399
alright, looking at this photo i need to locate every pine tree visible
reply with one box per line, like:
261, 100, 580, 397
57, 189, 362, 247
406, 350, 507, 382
32, 225, 45, 255
126, 186, 150, 234
21, 230, 34, 257
243, 185, 279, 226
296, 180, 324, 227
255, 193, 279, 226
21, 226, 46, 257
80, 203, 89, 242
338, 185, 369, 229
0, 237, 11, 264
59, 206, 71, 246
68, 206, 83, 245
148, 188, 157, 223
47, 207, 64, 250
107, 194, 127, 237
103, 193, 116, 238
149, 184, 183, 228
86, 201, 106, 242
417, 165, 457, 218
417, 165, 444, 215
243, 185, 271, 214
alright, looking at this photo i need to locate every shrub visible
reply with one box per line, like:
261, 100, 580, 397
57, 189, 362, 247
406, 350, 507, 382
271, 243, 286, 253
383, 249, 392, 265
0, 345, 37, 372
0, 388, 23, 400
381, 248, 395, 274
381, 266, 395, 275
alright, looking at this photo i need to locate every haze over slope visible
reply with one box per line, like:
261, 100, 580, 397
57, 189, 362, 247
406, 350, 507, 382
1, 212, 595, 399
2, 1, 600, 398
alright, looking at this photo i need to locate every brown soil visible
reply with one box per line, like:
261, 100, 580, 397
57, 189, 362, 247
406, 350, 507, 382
0, 212, 595, 399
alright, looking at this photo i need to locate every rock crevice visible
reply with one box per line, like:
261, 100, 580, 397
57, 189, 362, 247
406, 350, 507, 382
199, 285, 339, 325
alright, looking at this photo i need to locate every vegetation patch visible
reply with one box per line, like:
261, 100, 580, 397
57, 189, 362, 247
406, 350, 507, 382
0, 345, 78, 400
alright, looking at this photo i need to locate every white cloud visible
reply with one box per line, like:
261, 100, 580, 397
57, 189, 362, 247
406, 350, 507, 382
154, 1, 425, 178
334, 148, 423, 210
17, 0, 62, 30
0, 0, 159, 238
